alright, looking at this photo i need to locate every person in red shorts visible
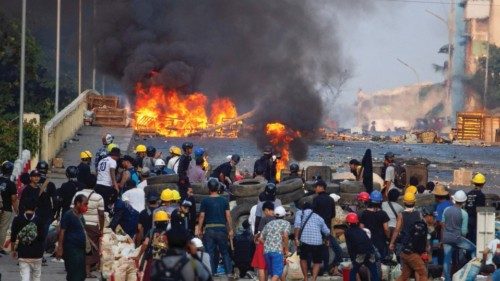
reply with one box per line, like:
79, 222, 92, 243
252, 201, 275, 281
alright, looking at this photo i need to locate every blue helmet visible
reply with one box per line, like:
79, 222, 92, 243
194, 147, 205, 158
370, 190, 383, 203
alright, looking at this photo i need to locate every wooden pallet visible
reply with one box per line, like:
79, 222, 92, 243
87, 94, 119, 109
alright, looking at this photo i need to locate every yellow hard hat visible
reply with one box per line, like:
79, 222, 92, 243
160, 189, 174, 202
169, 146, 181, 156
80, 150, 93, 159
406, 185, 417, 195
403, 192, 416, 204
153, 210, 170, 222
172, 190, 181, 201
135, 144, 147, 153
472, 173, 486, 185
107, 143, 118, 152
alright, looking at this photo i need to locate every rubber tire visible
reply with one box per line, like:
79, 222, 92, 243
143, 183, 178, 198
277, 178, 303, 194
396, 193, 435, 207
280, 188, 307, 205
230, 179, 267, 197
193, 192, 230, 204
191, 182, 209, 195
297, 194, 316, 209
339, 181, 381, 193
230, 202, 254, 228
147, 174, 179, 185
235, 196, 259, 206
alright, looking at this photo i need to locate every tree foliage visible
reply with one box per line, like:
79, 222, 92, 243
468, 44, 500, 110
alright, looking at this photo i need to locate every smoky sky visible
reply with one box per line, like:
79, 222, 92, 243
95, 0, 371, 160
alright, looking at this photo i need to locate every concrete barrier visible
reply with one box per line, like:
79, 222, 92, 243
41, 89, 99, 163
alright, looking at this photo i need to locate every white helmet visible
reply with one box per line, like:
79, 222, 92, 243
155, 159, 166, 166
329, 193, 341, 202
191, 238, 204, 248
452, 190, 467, 203
103, 133, 114, 145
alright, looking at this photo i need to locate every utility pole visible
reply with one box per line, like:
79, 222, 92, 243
55, 0, 61, 114
92, 0, 96, 90
19, 0, 27, 157
78, 0, 82, 95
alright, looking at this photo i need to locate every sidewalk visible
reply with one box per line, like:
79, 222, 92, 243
46, 126, 134, 187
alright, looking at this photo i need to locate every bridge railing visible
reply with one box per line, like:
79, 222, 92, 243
41, 89, 99, 162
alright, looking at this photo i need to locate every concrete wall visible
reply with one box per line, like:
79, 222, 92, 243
41, 89, 99, 162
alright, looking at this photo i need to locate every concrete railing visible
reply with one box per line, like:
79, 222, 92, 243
41, 89, 99, 162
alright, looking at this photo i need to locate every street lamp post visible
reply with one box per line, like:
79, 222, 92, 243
396, 58, 420, 84
19, 0, 27, 157
55, 0, 61, 114
78, 0, 82, 95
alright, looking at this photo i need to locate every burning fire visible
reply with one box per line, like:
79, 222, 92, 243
265, 122, 301, 182
135, 83, 238, 137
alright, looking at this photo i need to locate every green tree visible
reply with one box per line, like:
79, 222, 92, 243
468, 44, 500, 110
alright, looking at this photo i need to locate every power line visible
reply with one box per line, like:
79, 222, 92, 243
372, 0, 499, 6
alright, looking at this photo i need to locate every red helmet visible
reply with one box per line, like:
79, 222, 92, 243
357, 191, 370, 202
346, 212, 359, 224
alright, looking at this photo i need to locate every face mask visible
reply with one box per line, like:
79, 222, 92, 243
156, 222, 168, 229
80, 205, 88, 214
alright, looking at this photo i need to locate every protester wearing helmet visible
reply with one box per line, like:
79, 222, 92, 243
0, 161, 18, 250
211, 154, 240, 187
196, 177, 234, 275
345, 212, 379, 281
281, 163, 302, 182
253, 145, 275, 183
359, 190, 390, 260
389, 191, 429, 281
95, 146, 120, 212
166, 147, 181, 174
465, 173, 486, 244
135, 192, 159, 246
170, 199, 194, 234
356, 191, 370, 214
312, 179, 343, 275
177, 142, 194, 199
94, 133, 114, 170
134, 144, 147, 169
193, 147, 210, 173
442, 190, 476, 281
57, 166, 85, 217
254, 183, 283, 234
77, 150, 92, 184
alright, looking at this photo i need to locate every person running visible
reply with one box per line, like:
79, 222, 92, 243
196, 178, 234, 277
294, 202, 331, 281
95, 146, 120, 211
56, 194, 88, 281
0, 161, 18, 254
345, 212, 379, 281
389, 192, 428, 281
71, 174, 104, 278
441, 190, 476, 281
465, 173, 486, 244
211, 154, 241, 187
178, 142, 193, 198
57, 166, 84, 218
10, 198, 45, 281
94, 133, 114, 170
262, 206, 291, 281
77, 151, 92, 184
359, 190, 390, 260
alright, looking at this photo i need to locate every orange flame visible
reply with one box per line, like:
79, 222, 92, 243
134, 83, 238, 137
265, 122, 300, 182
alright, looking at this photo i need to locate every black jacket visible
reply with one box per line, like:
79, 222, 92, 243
345, 226, 374, 260
19, 181, 57, 221
312, 192, 336, 227
11, 213, 46, 258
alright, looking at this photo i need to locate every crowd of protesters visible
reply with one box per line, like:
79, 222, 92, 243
0, 133, 499, 281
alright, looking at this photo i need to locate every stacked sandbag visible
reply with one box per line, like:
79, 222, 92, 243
100, 228, 140, 280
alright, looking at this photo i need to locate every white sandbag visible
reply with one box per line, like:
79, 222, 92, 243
452, 258, 481, 281
285, 253, 303, 280
390, 264, 401, 281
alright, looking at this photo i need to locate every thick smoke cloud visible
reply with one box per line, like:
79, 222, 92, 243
94, 0, 369, 160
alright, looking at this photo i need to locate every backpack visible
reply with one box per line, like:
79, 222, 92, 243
393, 164, 407, 189
18, 220, 38, 246
402, 220, 428, 254
150, 255, 193, 281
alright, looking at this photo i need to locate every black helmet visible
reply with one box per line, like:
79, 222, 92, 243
265, 183, 276, 195
66, 166, 78, 179
263, 145, 273, 155
384, 152, 395, 160
36, 161, 49, 174
1, 161, 14, 175
289, 163, 299, 173
207, 177, 220, 192
182, 142, 193, 151
146, 146, 156, 157
231, 154, 241, 164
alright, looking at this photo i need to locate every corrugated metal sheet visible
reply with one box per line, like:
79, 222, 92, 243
465, 0, 491, 19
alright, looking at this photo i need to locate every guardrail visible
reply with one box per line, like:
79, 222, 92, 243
41, 89, 99, 162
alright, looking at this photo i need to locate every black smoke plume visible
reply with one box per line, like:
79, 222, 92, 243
94, 0, 370, 160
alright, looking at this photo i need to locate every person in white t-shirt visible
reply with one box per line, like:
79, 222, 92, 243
71, 174, 105, 278
95, 147, 120, 211
483, 231, 500, 265
167, 154, 181, 173
382, 152, 397, 198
